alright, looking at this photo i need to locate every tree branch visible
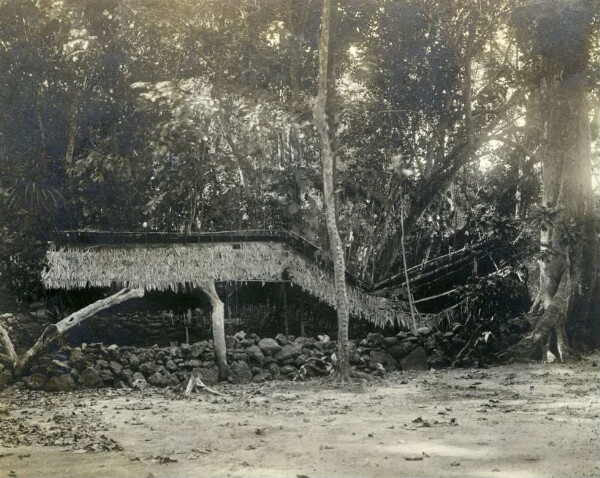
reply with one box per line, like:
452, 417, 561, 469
15, 288, 144, 376
0, 323, 17, 366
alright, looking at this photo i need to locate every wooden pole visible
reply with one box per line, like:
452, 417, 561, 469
198, 281, 228, 380
281, 282, 289, 336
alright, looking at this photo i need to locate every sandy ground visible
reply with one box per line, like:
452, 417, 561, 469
1, 354, 599, 478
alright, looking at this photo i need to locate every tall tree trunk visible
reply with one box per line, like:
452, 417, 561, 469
198, 281, 228, 380
65, 90, 79, 166
509, 1, 598, 360
35, 87, 46, 162
314, 0, 352, 382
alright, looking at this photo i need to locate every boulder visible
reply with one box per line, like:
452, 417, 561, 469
99, 369, 115, 382
147, 372, 169, 387
23, 373, 47, 390
186, 359, 202, 368
252, 372, 271, 383
128, 354, 141, 369
263, 355, 276, 365
167, 372, 180, 386
44, 374, 75, 392
294, 354, 308, 368
370, 351, 397, 371
196, 365, 220, 385
349, 351, 363, 365
246, 345, 265, 366
109, 361, 123, 376
274, 344, 301, 362
266, 362, 281, 379
225, 336, 237, 349
383, 336, 399, 347
0, 370, 12, 391
400, 336, 420, 343
190, 343, 206, 358
399, 346, 429, 370
366, 332, 385, 346
166, 359, 178, 372
95, 359, 109, 369
294, 336, 314, 347
80, 367, 103, 388
387, 342, 418, 360
122, 368, 134, 383
238, 339, 255, 348
258, 338, 281, 356
248, 333, 261, 343
427, 349, 447, 369
69, 348, 87, 370
274, 333, 289, 346
139, 361, 158, 376
132, 375, 148, 390
232, 352, 249, 362
227, 360, 252, 384
180, 343, 192, 357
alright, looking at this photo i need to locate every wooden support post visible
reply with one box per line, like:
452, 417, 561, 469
198, 281, 228, 381
281, 282, 289, 336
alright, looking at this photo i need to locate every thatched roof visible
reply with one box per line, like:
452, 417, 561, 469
43, 239, 408, 328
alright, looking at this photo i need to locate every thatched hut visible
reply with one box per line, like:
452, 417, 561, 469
37, 230, 408, 379
42, 231, 407, 328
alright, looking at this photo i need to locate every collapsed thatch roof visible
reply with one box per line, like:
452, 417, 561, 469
43, 241, 408, 328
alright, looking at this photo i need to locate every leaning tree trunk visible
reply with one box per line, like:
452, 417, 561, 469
0, 288, 144, 381
314, 0, 352, 382
510, 3, 599, 360
198, 281, 228, 380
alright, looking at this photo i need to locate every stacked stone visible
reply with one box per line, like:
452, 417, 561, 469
24, 341, 220, 392
15, 326, 467, 392
354, 328, 440, 373
226, 333, 338, 384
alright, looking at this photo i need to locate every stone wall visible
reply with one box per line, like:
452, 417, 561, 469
14, 327, 455, 392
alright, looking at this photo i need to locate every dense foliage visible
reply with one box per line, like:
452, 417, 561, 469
0, 1, 598, 351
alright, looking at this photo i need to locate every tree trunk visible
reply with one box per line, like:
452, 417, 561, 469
510, 2, 598, 360
65, 90, 79, 166
314, 0, 351, 382
527, 75, 598, 359
0, 288, 144, 379
198, 281, 228, 380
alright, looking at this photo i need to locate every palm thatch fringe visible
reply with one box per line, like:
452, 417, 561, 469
42, 242, 408, 328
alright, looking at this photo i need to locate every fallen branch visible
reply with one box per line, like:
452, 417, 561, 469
1, 288, 145, 379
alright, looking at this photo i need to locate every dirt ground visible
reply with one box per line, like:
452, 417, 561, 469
1, 354, 599, 478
